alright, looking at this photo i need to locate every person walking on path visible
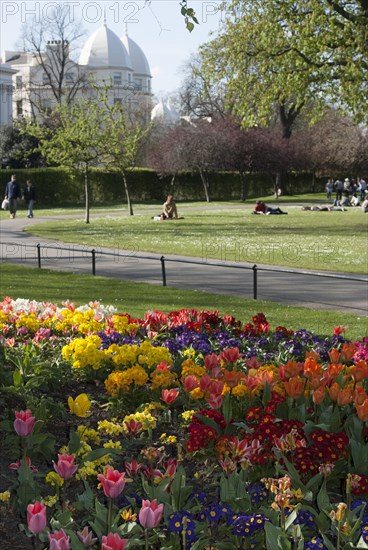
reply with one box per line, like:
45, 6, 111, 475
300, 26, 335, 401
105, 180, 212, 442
5, 174, 21, 219
23, 180, 37, 218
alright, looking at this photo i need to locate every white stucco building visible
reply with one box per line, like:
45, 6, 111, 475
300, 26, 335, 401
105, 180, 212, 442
2, 23, 152, 121
0, 63, 17, 125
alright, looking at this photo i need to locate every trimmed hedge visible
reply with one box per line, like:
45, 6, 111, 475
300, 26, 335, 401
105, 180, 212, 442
0, 168, 324, 207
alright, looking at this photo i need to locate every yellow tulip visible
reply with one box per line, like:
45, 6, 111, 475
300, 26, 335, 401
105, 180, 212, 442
68, 393, 91, 417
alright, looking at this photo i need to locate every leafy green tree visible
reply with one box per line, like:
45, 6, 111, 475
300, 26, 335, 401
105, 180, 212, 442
99, 100, 152, 216
25, 98, 106, 223
202, 0, 368, 127
0, 123, 44, 168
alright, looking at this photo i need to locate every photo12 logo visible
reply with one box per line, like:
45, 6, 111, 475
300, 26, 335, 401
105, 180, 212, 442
1, 1, 142, 25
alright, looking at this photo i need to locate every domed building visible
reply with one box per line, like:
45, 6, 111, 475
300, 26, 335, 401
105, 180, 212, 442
4, 23, 152, 120
151, 99, 180, 125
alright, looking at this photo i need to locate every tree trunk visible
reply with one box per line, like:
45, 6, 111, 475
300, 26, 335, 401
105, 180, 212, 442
170, 174, 176, 187
199, 169, 210, 202
84, 167, 90, 224
122, 171, 134, 216
239, 171, 247, 201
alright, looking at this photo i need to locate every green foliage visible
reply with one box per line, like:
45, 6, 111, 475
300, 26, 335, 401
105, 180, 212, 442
0, 167, 328, 206
202, 0, 368, 126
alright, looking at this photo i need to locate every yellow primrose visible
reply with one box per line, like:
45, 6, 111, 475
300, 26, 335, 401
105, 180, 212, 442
68, 393, 91, 418
45, 471, 64, 487
0, 491, 11, 502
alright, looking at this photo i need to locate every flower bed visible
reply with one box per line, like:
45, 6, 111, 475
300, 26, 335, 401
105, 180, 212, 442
0, 297, 367, 549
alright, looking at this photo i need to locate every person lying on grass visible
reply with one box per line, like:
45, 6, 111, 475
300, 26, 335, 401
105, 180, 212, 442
252, 200, 288, 215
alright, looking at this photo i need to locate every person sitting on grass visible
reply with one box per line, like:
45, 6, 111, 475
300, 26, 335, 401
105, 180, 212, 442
163, 195, 178, 219
252, 200, 287, 215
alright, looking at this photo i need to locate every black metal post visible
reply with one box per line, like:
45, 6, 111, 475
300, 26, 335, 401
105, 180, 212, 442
37, 243, 41, 268
160, 256, 167, 286
91, 249, 96, 275
252, 264, 257, 299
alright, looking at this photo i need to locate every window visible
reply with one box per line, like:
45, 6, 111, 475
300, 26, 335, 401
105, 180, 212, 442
113, 72, 122, 85
16, 100, 23, 115
65, 72, 74, 83
42, 72, 49, 84
16, 75, 22, 89
114, 98, 122, 108
134, 78, 142, 91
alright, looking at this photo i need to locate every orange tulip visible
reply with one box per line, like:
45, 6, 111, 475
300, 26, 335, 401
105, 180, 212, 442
313, 385, 326, 405
354, 386, 368, 406
255, 370, 274, 387
309, 375, 324, 390
337, 387, 353, 407
351, 360, 368, 383
283, 361, 303, 378
284, 377, 304, 399
223, 370, 244, 388
340, 342, 356, 362
355, 399, 368, 422
304, 358, 323, 379
305, 350, 320, 361
328, 349, 341, 364
328, 382, 340, 401
327, 363, 343, 380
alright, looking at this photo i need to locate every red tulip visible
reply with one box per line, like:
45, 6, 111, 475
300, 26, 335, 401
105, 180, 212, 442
14, 409, 36, 437
97, 467, 126, 498
48, 529, 70, 549
220, 347, 242, 365
124, 419, 143, 434
101, 532, 128, 550
124, 459, 144, 477
139, 498, 164, 528
27, 501, 47, 534
161, 388, 179, 404
53, 454, 78, 480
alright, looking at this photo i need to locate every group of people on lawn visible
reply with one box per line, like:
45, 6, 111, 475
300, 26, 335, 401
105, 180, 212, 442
4, 175, 368, 220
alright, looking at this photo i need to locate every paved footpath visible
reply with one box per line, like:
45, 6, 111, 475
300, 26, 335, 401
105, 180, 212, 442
0, 212, 367, 316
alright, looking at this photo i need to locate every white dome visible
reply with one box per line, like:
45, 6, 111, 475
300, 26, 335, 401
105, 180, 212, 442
79, 24, 132, 69
121, 33, 151, 76
151, 100, 180, 123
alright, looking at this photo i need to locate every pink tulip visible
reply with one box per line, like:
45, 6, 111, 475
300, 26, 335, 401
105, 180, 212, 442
139, 499, 164, 529
8, 455, 38, 473
76, 526, 98, 547
97, 467, 126, 499
101, 532, 128, 550
27, 501, 47, 534
183, 375, 199, 392
53, 454, 78, 480
14, 409, 36, 437
206, 393, 224, 410
161, 388, 179, 404
48, 529, 70, 549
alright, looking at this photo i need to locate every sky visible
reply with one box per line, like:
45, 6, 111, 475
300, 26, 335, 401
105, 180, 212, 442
0, 0, 224, 96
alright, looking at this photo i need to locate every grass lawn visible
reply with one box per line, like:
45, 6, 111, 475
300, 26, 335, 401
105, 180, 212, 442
0, 264, 366, 340
20, 202, 368, 274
